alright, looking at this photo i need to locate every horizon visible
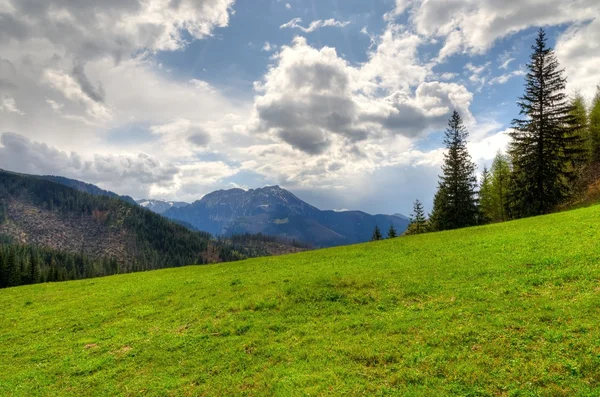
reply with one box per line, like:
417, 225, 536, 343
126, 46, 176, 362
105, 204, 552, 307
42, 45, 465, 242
0, 0, 598, 214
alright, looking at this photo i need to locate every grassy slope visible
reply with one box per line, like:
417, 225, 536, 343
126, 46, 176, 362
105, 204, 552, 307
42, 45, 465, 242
2, 206, 600, 396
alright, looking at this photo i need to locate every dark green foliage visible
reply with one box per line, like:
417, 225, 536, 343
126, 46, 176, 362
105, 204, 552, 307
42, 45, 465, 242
387, 224, 397, 239
489, 152, 511, 222
568, 93, 590, 168
0, 243, 120, 288
371, 225, 382, 241
479, 166, 493, 224
405, 199, 428, 235
590, 87, 600, 163
429, 111, 478, 231
0, 199, 6, 224
508, 29, 585, 217
29, 251, 40, 284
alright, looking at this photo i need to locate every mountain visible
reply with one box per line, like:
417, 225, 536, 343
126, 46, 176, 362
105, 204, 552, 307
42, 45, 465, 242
136, 199, 189, 214
164, 186, 409, 247
0, 170, 304, 285
38, 175, 138, 205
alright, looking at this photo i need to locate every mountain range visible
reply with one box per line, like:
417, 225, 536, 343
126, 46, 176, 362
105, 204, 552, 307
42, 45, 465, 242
0, 170, 304, 273
164, 186, 409, 247
4, 169, 409, 248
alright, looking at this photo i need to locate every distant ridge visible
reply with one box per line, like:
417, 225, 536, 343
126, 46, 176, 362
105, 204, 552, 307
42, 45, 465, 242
136, 199, 190, 214
37, 175, 138, 205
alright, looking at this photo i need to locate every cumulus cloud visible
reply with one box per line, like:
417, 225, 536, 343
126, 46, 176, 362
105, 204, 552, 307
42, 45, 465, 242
556, 18, 600, 99
0, 0, 235, 62
280, 18, 350, 33
0, 0, 239, 150
0, 132, 177, 190
249, 26, 473, 155
394, 0, 599, 61
0, 132, 236, 201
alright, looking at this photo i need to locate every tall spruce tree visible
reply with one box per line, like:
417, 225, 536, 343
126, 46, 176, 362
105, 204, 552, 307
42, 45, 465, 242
371, 225, 383, 241
567, 93, 590, 168
590, 87, 600, 163
405, 199, 427, 235
508, 29, 583, 217
490, 152, 511, 222
479, 166, 493, 224
429, 111, 478, 231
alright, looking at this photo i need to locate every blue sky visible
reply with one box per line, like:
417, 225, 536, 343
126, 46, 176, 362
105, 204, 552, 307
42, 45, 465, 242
0, 0, 598, 215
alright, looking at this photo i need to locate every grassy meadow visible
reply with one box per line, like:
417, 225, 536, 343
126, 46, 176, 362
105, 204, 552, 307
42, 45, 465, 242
2, 205, 600, 396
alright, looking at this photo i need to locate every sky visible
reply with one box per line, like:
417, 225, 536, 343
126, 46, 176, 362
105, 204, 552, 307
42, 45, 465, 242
0, 0, 598, 215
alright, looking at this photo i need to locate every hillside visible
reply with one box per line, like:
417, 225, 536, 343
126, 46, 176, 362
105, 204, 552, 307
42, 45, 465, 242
165, 186, 409, 246
2, 205, 600, 395
0, 170, 303, 286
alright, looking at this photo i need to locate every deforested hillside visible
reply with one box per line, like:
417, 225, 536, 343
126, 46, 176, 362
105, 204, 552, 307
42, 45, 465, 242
0, 169, 212, 267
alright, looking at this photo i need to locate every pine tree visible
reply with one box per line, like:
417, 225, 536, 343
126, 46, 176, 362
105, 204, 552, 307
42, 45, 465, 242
489, 152, 511, 222
405, 199, 427, 235
590, 87, 600, 163
371, 225, 383, 241
508, 29, 584, 217
30, 251, 40, 284
387, 224, 397, 239
429, 111, 479, 231
0, 248, 7, 288
479, 166, 493, 224
567, 93, 590, 168
6, 248, 19, 287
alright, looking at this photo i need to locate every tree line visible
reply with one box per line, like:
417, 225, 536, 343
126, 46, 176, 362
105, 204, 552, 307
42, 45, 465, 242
374, 28, 600, 238
0, 242, 123, 288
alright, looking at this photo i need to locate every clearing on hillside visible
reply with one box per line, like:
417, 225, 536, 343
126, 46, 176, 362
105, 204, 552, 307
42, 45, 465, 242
2, 205, 600, 395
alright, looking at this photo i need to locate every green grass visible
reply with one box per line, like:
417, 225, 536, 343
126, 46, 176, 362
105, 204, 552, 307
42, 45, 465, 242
3, 206, 600, 396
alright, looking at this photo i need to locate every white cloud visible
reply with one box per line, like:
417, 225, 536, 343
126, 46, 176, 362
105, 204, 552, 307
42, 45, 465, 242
0, 95, 24, 115
556, 18, 600, 99
500, 57, 515, 70
488, 70, 526, 85
0, 0, 236, 61
0, 132, 238, 201
262, 42, 277, 52
395, 0, 599, 61
249, 30, 473, 157
384, 0, 411, 21
280, 18, 350, 33
43, 69, 113, 122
